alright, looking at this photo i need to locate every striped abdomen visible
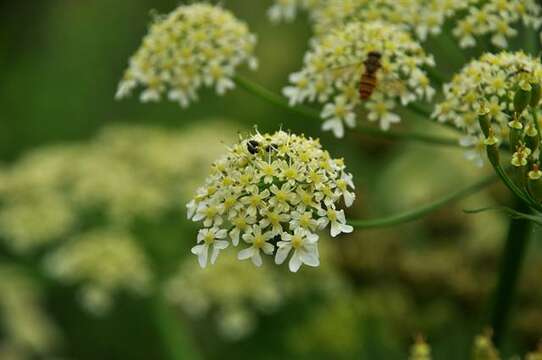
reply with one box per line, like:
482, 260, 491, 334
359, 72, 377, 100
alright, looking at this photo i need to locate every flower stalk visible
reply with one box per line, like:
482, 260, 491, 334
348, 173, 498, 228
234, 75, 461, 147
489, 200, 532, 348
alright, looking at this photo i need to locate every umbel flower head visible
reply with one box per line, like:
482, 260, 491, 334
283, 21, 434, 137
187, 130, 355, 272
267, 0, 323, 23
453, 0, 541, 48
165, 250, 283, 341
44, 228, 152, 315
269, 0, 540, 49
433, 51, 542, 168
271, 0, 467, 41
116, 3, 257, 107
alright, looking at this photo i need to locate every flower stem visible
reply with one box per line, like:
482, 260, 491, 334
425, 66, 446, 87
152, 291, 202, 360
352, 126, 460, 147
489, 200, 532, 348
348, 173, 497, 228
233, 75, 462, 147
491, 164, 541, 211
406, 103, 464, 133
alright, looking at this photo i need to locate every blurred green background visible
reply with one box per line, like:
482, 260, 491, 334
0, 1, 541, 359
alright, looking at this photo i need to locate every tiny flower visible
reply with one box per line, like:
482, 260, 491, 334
336, 172, 356, 207
187, 130, 355, 271
317, 207, 353, 237
238, 226, 275, 267
269, 183, 296, 212
116, 4, 257, 107
193, 201, 223, 227
284, 21, 434, 136
289, 210, 318, 231
460, 135, 486, 167
192, 227, 229, 268
228, 211, 256, 246
511, 145, 532, 167
528, 164, 542, 180
260, 207, 290, 235
275, 228, 319, 272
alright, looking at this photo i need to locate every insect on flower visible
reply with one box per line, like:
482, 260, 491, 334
359, 51, 382, 101
247, 140, 260, 155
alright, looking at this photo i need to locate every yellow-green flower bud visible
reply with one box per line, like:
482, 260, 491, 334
511, 145, 532, 167
530, 83, 541, 108
472, 331, 499, 360
528, 164, 542, 180
526, 123, 539, 152
409, 335, 431, 360
514, 87, 532, 114
485, 130, 500, 167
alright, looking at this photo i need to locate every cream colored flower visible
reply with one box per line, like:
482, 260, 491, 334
275, 228, 320, 272
116, 4, 257, 107
283, 21, 434, 136
269, 0, 541, 48
238, 225, 275, 267
434, 51, 542, 165
192, 227, 229, 268
44, 229, 152, 314
187, 130, 355, 271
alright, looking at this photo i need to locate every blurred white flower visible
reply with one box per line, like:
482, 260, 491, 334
269, 0, 541, 48
0, 265, 59, 357
116, 3, 257, 107
44, 229, 152, 314
453, 0, 541, 49
0, 121, 237, 253
164, 250, 283, 340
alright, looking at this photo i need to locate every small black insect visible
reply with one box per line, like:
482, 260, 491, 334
247, 140, 260, 155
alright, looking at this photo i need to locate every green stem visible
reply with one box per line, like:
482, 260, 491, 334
406, 103, 465, 133
234, 74, 321, 120
352, 125, 460, 147
406, 102, 433, 118
348, 173, 497, 228
425, 66, 446, 87
492, 164, 541, 211
489, 200, 532, 348
152, 291, 202, 360
234, 75, 462, 147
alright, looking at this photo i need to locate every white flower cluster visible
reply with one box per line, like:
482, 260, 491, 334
116, 3, 257, 107
283, 21, 434, 137
267, 0, 323, 23
166, 241, 346, 341
0, 265, 59, 358
273, 0, 466, 41
454, 0, 541, 48
187, 130, 355, 272
433, 52, 542, 166
269, 0, 541, 49
44, 229, 152, 315
0, 122, 236, 253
